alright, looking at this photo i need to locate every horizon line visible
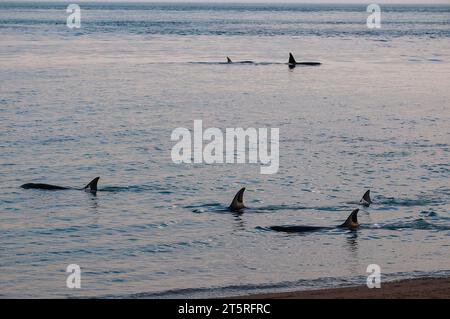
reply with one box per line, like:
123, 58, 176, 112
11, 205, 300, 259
2, 0, 450, 4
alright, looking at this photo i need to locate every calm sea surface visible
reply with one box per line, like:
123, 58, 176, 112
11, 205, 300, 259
0, 2, 449, 298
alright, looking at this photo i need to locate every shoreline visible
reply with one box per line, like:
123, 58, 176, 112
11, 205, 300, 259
230, 277, 450, 299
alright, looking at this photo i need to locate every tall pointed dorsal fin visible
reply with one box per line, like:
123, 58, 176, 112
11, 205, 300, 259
340, 209, 359, 229
361, 190, 372, 205
84, 177, 100, 192
289, 52, 297, 64
229, 187, 245, 211
227, 57, 232, 63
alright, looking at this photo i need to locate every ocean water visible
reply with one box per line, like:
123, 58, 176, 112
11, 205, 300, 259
0, 2, 449, 298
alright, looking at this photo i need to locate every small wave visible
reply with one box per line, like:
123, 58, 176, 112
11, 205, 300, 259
94, 269, 450, 299
419, 211, 450, 221
371, 218, 450, 231
371, 38, 389, 42
188, 203, 352, 214
376, 196, 444, 207
189, 62, 284, 66
419, 210, 440, 218
100, 185, 172, 194
184, 202, 227, 214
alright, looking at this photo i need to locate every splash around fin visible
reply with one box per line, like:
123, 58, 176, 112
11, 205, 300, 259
229, 187, 246, 212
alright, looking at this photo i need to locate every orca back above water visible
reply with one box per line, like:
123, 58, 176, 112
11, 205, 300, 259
288, 53, 321, 68
269, 225, 325, 232
227, 188, 360, 231
20, 183, 68, 190
21, 177, 100, 193
269, 209, 360, 233
226, 57, 254, 64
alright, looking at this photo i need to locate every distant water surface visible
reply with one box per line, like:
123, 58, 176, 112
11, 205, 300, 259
0, 2, 449, 298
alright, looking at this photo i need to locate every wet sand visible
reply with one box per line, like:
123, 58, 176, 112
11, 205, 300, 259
232, 277, 450, 299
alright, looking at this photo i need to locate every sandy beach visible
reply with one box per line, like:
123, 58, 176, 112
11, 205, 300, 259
232, 277, 450, 299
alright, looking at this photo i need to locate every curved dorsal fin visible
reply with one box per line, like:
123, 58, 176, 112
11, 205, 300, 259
229, 187, 246, 211
360, 190, 372, 206
227, 56, 232, 63
289, 52, 297, 64
340, 209, 359, 229
84, 177, 100, 192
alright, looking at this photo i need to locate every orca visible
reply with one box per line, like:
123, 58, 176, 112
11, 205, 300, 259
288, 53, 321, 68
269, 209, 360, 233
21, 177, 100, 193
229, 187, 246, 212
360, 190, 372, 206
227, 188, 360, 231
226, 57, 254, 64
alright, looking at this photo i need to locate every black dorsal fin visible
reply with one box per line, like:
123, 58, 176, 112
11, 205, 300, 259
84, 177, 100, 192
229, 187, 246, 211
289, 52, 297, 64
227, 56, 232, 63
360, 190, 372, 205
340, 209, 360, 229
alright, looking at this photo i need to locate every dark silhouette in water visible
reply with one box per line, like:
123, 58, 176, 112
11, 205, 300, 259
288, 52, 321, 69
226, 57, 254, 64
360, 190, 372, 206
227, 187, 360, 231
21, 177, 100, 193
270, 209, 360, 233
229, 187, 246, 212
